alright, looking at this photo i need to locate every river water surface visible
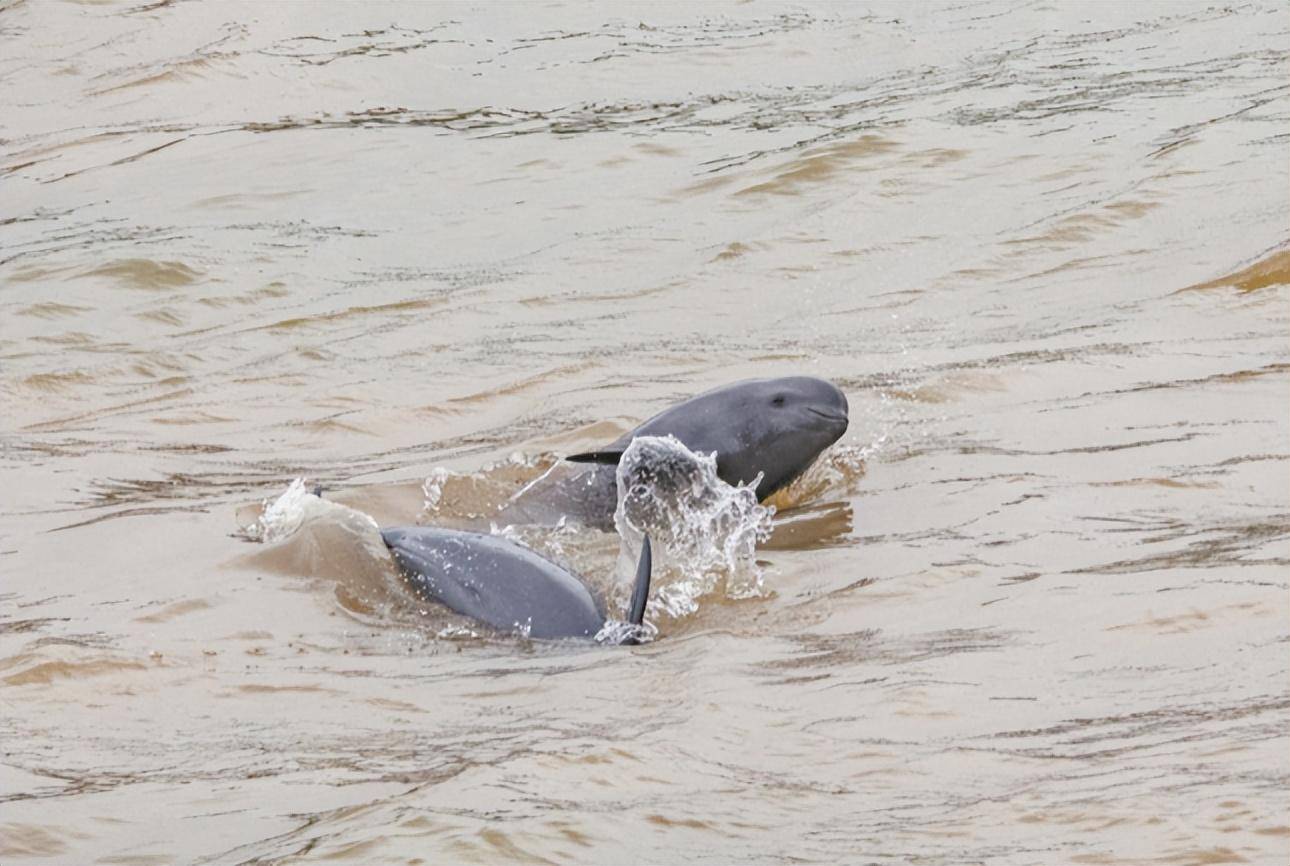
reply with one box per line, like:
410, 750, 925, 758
3, 2, 1289, 864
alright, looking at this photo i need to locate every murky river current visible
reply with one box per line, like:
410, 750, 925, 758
3, 2, 1289, 863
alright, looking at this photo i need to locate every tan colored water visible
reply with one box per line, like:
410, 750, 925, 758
3, 1, 1289, 863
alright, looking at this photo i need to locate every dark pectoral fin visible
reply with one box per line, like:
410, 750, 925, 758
565, 449, 625, 465
627, 535, 652, 626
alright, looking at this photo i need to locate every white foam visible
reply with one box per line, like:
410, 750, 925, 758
245, 478, 378, 544
613, 435, 774, 618
595, 619, 657, 645
420, 466, 453, 516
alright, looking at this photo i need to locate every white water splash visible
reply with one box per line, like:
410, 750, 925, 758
613, 436, 774, 618
245, 478, 318, 542
245, 477, 380, 543
595, 619, 657, 645
436, 625, 480, 640
420, 467, 453, 516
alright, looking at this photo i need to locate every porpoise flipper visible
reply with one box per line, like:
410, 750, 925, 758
628, 534, 651, 626
564, 449, 625, 465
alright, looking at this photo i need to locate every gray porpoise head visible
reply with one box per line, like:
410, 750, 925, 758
381, 526, 607, 640
619, 375, 849, 500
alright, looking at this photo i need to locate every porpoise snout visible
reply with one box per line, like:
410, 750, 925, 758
823, 380, 849, 419
806, 380, 849, 433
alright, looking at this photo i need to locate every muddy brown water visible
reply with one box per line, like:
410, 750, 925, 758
3, 2, 1289, 864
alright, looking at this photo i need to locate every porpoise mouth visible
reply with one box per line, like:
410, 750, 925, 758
806, 407, 849, 428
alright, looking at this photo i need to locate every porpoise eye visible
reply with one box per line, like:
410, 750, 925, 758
771, 395, 786, 406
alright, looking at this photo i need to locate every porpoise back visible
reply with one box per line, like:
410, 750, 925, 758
382, 526, 651, 641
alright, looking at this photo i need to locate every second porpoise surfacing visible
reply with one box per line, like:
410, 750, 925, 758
500, 376, 849, 529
